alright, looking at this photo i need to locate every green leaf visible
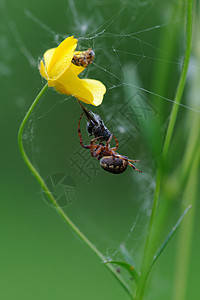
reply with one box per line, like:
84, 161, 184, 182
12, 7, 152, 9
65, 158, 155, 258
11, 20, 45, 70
105, 260, 140, 283
146, 205, 192, 280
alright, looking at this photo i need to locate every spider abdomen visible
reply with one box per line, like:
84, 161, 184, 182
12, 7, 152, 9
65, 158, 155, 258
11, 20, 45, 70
100, 156, 128, 174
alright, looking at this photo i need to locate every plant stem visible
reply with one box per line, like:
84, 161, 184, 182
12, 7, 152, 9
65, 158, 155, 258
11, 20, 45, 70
173, 151, 199, 300
135, 0, 194, 298
173, 7, 200, 296
18, 84, 133, 298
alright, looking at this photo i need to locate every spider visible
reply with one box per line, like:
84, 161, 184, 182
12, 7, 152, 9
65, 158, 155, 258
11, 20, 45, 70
72, 48, 95, 67
78, 113, 142, 174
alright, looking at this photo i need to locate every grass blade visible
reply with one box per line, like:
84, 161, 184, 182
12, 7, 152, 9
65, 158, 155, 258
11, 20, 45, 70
146, 205, 192, 280
105, 260, 140, 283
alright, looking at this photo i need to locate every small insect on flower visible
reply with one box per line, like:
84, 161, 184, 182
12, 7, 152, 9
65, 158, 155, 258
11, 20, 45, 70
78, 103, 142, 174
72, 48, 95, 67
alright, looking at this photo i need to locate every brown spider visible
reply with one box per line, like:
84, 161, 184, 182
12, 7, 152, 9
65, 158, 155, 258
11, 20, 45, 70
78, 113, 142, 174
72, 48, 95, 67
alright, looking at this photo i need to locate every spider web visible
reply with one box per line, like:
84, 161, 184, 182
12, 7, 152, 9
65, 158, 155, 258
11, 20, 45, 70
4, 0, 200, 286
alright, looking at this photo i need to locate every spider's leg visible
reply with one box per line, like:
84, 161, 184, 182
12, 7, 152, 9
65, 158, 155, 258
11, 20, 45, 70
110, 135, 119, 151
78, 113, 90, 149
111, 152, 140, 163
89, 136, 104, 157
128, 159, 140, 163
89, 139, 99, 157
110, 151, 123, 159
105, 134, 113, 151
128, 162, 142, 173
111, 152, 142, 173
91, 144, 103, 158
90, 136, 104, 143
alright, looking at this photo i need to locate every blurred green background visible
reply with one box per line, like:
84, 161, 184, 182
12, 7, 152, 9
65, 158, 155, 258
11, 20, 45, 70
1, 0, 200, 299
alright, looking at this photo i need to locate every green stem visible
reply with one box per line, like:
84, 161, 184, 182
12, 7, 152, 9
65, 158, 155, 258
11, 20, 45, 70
173, 150, 199, 300
18, 84, 133, 298
173, 6, 200, 297
135, 0, 194, 298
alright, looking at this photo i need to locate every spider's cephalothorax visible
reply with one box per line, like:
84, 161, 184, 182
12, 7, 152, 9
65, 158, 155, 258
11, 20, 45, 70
72, 48, 95, 67
78, 113, 142, 174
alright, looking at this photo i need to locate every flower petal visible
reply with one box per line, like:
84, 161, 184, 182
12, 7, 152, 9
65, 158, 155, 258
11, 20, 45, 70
81, 79, 106, 106
39, 49, 84, 79
50, 69, 92, 104
48, 36, 78, 80
43, 48, 56, 72
69, 62, 85, 76
39, 60, 47, 79
50, 69, 106, 106
39, 48, 56, 79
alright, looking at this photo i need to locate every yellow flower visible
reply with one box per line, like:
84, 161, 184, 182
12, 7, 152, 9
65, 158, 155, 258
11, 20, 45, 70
39, 36, 106, 106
